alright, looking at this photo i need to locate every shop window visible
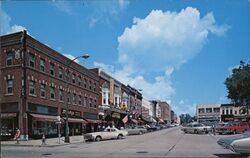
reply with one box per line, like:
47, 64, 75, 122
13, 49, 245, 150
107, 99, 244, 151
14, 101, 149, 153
72, 73, 76, 84
6, 79, 13, 94
40, 83, 46, 98
72, 93, 76, 105
40, 58, 45, 72
29, 53, 35, 68
78, 95, 82, 106
59, 67, 63, 79
6, 52, 13, 66
206, 108, 212, 113
50, 63, 55, 76
59, 89, 63, 102
50, 87, 55, 100
78, 76, 82, 86
29, 81, 36, 96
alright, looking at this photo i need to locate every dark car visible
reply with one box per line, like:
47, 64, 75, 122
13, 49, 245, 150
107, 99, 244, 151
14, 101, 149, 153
146, 125, 157, 132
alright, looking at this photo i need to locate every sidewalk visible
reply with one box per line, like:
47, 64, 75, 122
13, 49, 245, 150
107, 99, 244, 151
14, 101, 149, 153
1, 135, 85, 147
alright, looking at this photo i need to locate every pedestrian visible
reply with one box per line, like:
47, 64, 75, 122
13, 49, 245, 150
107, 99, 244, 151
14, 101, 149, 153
14, 128, 20, 144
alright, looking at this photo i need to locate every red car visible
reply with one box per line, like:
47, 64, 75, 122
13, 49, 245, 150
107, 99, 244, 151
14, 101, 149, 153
216, 122, 250, 134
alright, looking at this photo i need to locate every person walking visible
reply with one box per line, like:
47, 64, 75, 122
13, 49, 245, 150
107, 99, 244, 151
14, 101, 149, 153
14, 128, 21, 144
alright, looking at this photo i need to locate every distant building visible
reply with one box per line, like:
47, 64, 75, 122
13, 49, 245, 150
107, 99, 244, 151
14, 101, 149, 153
220, 104, 250, 122
196, 104, 221, 125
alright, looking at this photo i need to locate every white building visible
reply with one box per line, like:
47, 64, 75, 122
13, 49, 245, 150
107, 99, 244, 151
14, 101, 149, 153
196, 104, 221, 125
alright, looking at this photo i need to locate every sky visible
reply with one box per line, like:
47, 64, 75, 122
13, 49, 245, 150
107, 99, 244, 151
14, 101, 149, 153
1, 0, 249, 116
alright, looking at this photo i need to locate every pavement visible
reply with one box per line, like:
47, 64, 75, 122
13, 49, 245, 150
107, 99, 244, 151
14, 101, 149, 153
1, 135, 85, 147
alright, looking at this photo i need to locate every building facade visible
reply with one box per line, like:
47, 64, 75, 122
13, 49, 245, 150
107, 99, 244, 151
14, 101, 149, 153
0, 31, 100, 140
220, 104, 250, 122
196, 104, 221, 125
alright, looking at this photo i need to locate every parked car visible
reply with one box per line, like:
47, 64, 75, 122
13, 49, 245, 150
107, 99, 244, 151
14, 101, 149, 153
126, 126, 147, 135
146, 124, 158, 132
216, 122, 250, 135
181, 123, 211, 134
217, 131, 250, 157
84, 127, 128, 141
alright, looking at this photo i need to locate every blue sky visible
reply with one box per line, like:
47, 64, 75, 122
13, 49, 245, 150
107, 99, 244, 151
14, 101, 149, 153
1, 0, 249, 116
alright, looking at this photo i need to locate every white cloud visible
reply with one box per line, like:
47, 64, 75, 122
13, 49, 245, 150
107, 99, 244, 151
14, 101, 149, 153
88, 0, 129, 27
50, 0, 72, 15
228, 64, 240, 75
0, 2, 27, 35
113, 7, 228, 112
63, 54, 79, 63
94, 62, 115, 73
118, 7, 229, 73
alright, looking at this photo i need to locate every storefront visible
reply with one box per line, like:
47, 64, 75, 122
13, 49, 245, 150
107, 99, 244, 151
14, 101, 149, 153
83, 112, 100, 133
1, 102, 19, 140
61, 109, 86, 136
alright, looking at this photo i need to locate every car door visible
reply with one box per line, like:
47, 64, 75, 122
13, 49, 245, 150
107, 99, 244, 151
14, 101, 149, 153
110, 128, 118, 139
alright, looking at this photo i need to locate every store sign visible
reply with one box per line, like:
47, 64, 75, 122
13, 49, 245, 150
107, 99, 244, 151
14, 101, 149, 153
1, 113, 17, 118
112, 112, 120, 119
61, 109, 81, 118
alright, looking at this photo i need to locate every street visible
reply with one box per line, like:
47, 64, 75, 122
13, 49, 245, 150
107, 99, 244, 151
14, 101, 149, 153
2, 127, 243, 158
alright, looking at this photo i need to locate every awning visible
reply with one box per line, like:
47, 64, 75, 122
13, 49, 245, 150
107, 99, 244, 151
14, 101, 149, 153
137, 119, 144, 123
67, 118, 87, 124
85, 119, 102, 124
141, 116, 152, 123
159, 118, 164, 123
30, 113, 58, 122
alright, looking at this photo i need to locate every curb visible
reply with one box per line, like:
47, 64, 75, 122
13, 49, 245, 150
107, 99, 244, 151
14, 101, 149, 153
2, 141, 85, 147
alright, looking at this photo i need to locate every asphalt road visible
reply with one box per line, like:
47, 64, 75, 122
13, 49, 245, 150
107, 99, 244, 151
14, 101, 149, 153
2, 127, 245, 158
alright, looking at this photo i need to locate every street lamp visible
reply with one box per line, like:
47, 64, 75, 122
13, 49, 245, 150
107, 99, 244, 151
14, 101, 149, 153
65, 53, 90, 143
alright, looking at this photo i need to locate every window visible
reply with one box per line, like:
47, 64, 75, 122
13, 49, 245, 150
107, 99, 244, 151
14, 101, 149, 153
213, 108, 220, 113
235, 110, 237, 115
29, 81, 35, 96
40, 83, 46, 98
89, 80, 92, 90
50, 87, 55, 100
93, 83, 96, 92
94, 99, 97, 108
6, 52, 13, 66
66, 71, 70, 82
78, 95, 82, 106
78, 76, 82, 86
72, 93, 76, 105
84, 97, 87, 107
226, 109, 229, 115
6, 79, 13, 94
89, 98, 92, 107
206, 108, 212, 113
67, 92, 70, 103
29, 53, 35, 68
222, 109, 225, 115
230, 109, 233, 115
72, 73, 76, 84
40, 58, 45, 72
84, 78, 87, 88
59, 89, 63, 101
198, 108, 204, 114
50, 63, 55, 76
59, 67, 63, 79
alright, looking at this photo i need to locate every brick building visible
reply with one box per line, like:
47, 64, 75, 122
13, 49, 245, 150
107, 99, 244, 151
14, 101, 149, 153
0, 31, 100, 140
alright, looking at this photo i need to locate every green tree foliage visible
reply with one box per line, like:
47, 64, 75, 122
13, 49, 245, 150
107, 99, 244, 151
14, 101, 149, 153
225, 60, 250, 113
179, 113, 193, 124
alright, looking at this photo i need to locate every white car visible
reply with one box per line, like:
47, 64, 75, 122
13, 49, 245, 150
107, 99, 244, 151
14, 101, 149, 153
217, 131, 250, 157
84, 127, 128, 141
182, 123, 211, 134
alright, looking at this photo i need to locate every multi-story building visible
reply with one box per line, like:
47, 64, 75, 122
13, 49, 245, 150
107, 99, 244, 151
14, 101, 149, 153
141, 99, 154, 123
0, 31, 100, 140
196, 104, 221, 125
171, 110, 178, 123
221, 104, 250, 122
158, 101, 171, 123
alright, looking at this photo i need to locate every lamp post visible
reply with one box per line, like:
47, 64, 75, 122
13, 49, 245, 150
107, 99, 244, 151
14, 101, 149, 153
64, 53, 90, 143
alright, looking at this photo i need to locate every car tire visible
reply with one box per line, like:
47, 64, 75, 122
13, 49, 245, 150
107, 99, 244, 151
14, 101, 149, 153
240, 153, 250, 157
194, 130, 198, 134
95, 136, 102, 142
139, 131, 143, 135
117, 134, 123, 139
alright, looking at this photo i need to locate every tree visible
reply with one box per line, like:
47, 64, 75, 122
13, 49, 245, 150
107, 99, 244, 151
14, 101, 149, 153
179, 113, 193, 124
225, 60, 250, 114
